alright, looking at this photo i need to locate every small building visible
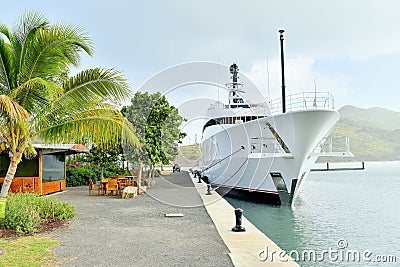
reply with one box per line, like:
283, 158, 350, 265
0, 144, 88, 195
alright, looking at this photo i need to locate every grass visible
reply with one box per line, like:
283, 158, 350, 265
0, 236, 58, 267
0, 193, 74, 265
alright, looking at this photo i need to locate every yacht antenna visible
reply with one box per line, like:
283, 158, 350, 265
266, 57, 271, 103
279, 29, 286, 113
313, 77, 317, 107
217, 52, 220, 106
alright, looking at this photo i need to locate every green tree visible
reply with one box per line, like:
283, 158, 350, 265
121, 92, 185, 177
84, 145, 126, 174
0, 11, 139, 198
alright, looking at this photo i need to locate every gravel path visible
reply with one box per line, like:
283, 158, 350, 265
51, 172, 233, 267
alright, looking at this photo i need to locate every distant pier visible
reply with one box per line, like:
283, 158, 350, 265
311, 162, 365, 172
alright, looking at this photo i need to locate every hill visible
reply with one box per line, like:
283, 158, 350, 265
174, 144, 201, 167
339, 105, 400, 131
326, 105, 400, 161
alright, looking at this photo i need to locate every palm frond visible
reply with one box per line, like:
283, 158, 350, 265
0, 38, 13, 92
0, 115, 36, 158
18, 22, 95, 84
11, 77, 61, 113
13, 10, 48, 46
21, 141, 37, 159
122, 117, 140, 146
35, 97, 110, 136
0, 23, 12, 42
38, 108, 140, 147
60, 68, 131, 105
18, 28, 66, 83
13, 10, 48, 81
52, 22, 94, 57
0, 94, 32, 154
0, 94, 29, 121
0, 23, 14, 92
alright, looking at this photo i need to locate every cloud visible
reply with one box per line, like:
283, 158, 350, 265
244, 57, 351, 104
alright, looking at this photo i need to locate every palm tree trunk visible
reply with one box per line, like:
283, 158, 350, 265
0, 152, 22, 198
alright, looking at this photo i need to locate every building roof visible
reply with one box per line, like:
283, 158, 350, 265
33, 144, 89, 155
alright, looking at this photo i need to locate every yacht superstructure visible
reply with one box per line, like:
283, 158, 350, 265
198, 31, 342, 205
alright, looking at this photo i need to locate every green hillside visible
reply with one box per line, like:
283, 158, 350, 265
339, 106, 400, 131
326, 105, 400, 161
174, 144, 201, 167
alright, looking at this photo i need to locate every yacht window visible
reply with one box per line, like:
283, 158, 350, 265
202, 119, 218, 132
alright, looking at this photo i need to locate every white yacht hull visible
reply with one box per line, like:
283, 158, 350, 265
200, 109, 339, 204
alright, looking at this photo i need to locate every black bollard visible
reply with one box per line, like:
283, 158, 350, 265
206, 184, 212, 195
232, 208, 246, 232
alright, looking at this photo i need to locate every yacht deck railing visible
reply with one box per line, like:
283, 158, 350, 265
207, 92, 335, 115
269, 92, 335, 114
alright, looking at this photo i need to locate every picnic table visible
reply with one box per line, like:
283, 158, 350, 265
96, 176, 138, 196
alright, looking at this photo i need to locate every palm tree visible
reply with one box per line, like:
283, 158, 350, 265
0, 11, 139, 198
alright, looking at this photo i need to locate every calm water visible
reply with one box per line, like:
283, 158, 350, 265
226, 161, 400, 266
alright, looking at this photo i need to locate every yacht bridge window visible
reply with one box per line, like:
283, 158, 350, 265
203, 116, 266, 132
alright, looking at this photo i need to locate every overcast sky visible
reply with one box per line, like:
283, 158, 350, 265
3, 0, 400, 113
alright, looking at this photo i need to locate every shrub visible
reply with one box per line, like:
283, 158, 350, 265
0, 193, 75, 234
66, 166, 129, 187
66, 167, 97, 187
52, 201, 75, 219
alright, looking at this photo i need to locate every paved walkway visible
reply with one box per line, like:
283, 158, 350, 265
51, 172, 233, 267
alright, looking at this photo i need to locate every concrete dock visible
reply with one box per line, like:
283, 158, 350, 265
51, 171, 298, 266
191, 173, 299, 267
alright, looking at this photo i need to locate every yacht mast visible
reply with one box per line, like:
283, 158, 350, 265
279, 29, 286, 113
229, 63, 239, 103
